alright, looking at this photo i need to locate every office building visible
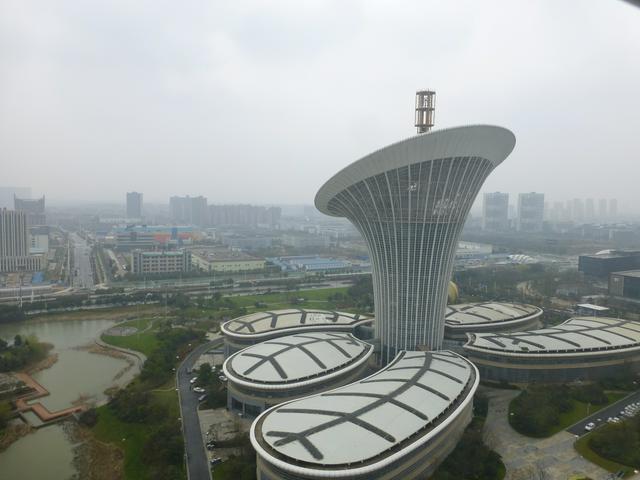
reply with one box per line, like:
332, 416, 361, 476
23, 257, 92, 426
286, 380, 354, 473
464, 317, 640, 383
516, 192, 544, 232
444, 302, 542, 343
169, 195, 208, 226
190, 247, 265, 273
221, 309, 372, 356
315, 125, 516, 358
482, 192, 509, 231
598, 199, 608, 220
14, 196, 46, 226
126, 192, 143, 219
251, 350, 478, 480
0, 209, 45, 272
29, 225, 50, 256
223, 332, 373, 418
609, 271, 640, 300
578, 250, 640, 278
131, 249, 191, 275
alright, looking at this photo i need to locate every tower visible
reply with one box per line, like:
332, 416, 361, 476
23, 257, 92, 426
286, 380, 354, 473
316, 120, 515, 361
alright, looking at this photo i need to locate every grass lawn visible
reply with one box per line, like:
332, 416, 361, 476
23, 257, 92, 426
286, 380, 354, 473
510, 392, 629, 437
93, 404, 150, 480
92, 381, 182, 480
575, 433, 635, 477
101, 318, 159, 357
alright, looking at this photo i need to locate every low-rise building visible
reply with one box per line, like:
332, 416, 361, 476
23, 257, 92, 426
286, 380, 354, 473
444, 302, 542, 345
221, 309, 373, 356
464, 316, 640, 383
251, 350, 478, 480
223, 332, 373, 418
610, 270, 640, 301
579, 250, 640, 278
190, 247, 265, 273
131, 249, 191, 275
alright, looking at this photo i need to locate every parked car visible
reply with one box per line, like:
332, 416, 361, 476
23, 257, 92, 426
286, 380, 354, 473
198, 394, 207, 402
190, 377, 197, 384
210, 458, 222, 466
193, 386, 205, 393
584, 422, 596, 431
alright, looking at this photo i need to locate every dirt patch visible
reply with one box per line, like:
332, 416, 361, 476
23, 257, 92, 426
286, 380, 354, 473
0, 422, 34, 452
66, 422, 124, 480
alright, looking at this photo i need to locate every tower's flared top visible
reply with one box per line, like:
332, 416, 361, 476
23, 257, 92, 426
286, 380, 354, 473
315, 125, 516, 216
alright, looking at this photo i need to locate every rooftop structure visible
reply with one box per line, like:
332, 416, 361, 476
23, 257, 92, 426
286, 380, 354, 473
223, 332, 374, 418
445, 302, 542, 340
464, 317, 640, 383
315, 125, 516, 360
466, 317, 640, 355
415, 90, 436, 134
221, 309, 372, 355
251, 350, 478, 479
190, 247, 265, 273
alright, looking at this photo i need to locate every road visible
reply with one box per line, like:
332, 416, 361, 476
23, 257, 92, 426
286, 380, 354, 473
178, 339, 223, 480
70, 233, 94, 290
566, 389, 640, 436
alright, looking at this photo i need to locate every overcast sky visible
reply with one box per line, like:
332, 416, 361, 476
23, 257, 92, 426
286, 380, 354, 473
1, 0, 639, 209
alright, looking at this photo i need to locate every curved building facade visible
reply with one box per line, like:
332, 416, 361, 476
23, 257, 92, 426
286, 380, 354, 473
223, 332, 373, 418
251, 350, 478, 480
444, 302, 543, 342
464, 316, 640, 383
221, 309, 372, 356
315, 126, 516, 359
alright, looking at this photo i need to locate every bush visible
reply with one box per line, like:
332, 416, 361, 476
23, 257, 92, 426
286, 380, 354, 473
78, 408, 99, 427
589, 416, 640, 467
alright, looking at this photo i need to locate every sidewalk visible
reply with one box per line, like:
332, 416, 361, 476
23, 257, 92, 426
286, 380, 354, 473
482, 387, 611, 480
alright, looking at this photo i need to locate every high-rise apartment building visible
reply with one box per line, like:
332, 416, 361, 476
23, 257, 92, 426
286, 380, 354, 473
0, 187, 30, 209
482, 192, 509, 231
0, 209, 44, 272
609, 199, 618, 220
598, 199, 608, 220
170, 196, 208, 226
14, 196, 46, 226
517, 192, 544, 232
316, 125, 516, 359
209, 204, 281, 228
126, 192, 143, 219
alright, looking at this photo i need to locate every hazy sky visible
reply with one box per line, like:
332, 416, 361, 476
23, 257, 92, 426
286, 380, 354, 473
1, 0, 639, 208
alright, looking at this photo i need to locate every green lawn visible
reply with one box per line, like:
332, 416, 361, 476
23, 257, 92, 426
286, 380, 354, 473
92, 381, 182, 480
93, 404, 150, 479
101, 318, 159, 357
575, 433, 635, 477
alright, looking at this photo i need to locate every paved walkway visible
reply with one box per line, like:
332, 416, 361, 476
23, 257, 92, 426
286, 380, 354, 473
14, 372, 84, 424
482, 387, 611, 480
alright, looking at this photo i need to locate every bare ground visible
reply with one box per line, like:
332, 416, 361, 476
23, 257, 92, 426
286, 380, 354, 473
66, 422, 124, 480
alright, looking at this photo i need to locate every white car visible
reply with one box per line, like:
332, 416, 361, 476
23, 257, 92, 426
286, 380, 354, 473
190, 377, 197, 384
584, 422, 596, 431
193, 386, 205, 393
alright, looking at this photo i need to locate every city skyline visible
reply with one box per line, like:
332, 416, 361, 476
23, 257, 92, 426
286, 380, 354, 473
2, 1, 640, 205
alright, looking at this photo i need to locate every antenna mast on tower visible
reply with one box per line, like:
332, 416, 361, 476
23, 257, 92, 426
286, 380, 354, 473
415, 90, 436, 134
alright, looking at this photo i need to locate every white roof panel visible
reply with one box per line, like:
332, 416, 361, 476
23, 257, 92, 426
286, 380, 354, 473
224, 332, 373, 388
222, 309, 371, 339
466, 317, 640, 354
252, 350, 477, 469
445, 302, 541, 328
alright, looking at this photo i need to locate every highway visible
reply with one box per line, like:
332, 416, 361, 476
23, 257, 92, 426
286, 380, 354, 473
71, 233, 94, 290
566, 389, 640, 437
177, 339, 222, 480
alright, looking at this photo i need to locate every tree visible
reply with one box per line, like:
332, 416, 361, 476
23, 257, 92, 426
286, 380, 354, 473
13, 335, 22, 347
